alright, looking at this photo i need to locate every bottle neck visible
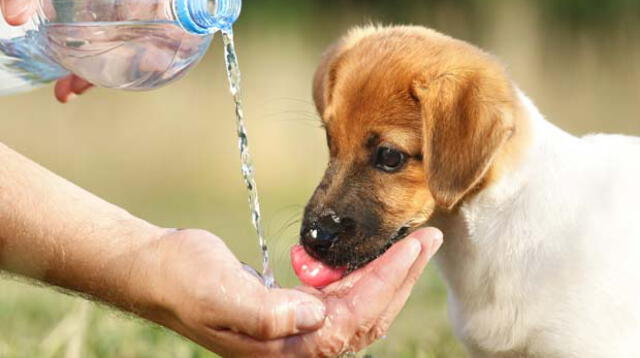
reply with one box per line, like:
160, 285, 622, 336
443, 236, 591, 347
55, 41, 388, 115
175, 0, 241, 35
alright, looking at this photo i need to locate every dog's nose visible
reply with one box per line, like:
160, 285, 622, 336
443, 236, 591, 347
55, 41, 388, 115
301, 214, 350, 256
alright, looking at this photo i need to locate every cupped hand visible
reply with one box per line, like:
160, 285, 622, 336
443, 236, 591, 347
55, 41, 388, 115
137, 229, 327, 357
138, 228, 442, 357
287, 228, 442, 357
1, 0, 93, 102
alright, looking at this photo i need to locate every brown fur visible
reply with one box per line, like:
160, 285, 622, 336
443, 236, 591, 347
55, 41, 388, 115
303, 25, 528, 267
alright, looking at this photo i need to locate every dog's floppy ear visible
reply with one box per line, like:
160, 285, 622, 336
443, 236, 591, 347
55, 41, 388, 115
413, 68, 515, 210
313, 43, 343, 115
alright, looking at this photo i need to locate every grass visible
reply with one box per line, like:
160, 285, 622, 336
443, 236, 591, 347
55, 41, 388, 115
0, 267, 464, 358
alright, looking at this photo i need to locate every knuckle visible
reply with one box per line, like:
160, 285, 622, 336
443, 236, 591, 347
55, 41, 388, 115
255, 313, 277, 340
369, 323, 390, 341
315, 334, 349, 357
253, 296, 282, 340
352, 325, 369, 343
348, 321, 389, 353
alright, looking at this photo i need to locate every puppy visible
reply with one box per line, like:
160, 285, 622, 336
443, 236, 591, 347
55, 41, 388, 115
292, 25, 640, 357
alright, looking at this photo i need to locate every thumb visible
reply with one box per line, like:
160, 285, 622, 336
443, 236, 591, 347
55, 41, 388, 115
231, 285, 326, 341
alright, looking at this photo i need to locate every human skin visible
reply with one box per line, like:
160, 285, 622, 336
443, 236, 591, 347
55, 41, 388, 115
0, 141, 442, 357
0, 0, 93, 102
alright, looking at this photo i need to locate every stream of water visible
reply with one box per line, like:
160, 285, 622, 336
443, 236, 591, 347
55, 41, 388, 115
221, 29, 277, 289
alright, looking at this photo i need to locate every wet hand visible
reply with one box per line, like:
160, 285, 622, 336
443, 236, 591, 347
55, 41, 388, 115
1, 0, 93, 102
140, 228, 441, 357
283, 228, 442, 357
137, 229, 328, 357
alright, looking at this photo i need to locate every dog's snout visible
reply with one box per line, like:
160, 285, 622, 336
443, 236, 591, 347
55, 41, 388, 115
301, 213, 353, 257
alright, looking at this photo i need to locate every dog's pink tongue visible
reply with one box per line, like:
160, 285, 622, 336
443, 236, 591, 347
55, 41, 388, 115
291, 245, 347, 288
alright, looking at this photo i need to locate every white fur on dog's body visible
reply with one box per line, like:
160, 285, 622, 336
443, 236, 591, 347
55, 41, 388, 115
432, 90, 640, 357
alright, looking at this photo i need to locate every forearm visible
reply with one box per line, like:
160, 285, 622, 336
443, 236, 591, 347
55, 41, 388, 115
0, 142, 164, 313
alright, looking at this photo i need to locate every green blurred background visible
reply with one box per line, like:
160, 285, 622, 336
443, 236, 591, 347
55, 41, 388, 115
1, 0, 639, 357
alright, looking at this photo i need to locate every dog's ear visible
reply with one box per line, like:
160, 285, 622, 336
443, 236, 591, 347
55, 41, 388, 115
313, 43, 343, 115
413, 68, 515, 210
313, 25, 385, 115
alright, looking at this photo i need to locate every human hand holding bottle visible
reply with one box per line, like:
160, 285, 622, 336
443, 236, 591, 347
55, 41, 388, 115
1, 0, 93, 102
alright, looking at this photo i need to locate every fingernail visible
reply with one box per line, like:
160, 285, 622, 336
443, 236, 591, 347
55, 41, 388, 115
408, 238, 421, 256
295, 302, 326, 330
428, 230, 443, 257
410, 228, 443, 258
5, 1, 31, 23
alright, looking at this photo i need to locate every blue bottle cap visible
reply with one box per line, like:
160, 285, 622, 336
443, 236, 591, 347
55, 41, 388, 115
176, 0, 242, 35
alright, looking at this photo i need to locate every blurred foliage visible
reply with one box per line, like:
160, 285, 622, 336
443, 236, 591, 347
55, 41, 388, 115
239, 0, 640, 25
539, 0, 640, 26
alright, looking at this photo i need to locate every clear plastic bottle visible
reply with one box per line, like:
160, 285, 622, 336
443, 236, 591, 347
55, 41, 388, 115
0, 0, 241, 95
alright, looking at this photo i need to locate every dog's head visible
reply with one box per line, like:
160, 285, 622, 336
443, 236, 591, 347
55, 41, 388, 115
300, 25, 520, 270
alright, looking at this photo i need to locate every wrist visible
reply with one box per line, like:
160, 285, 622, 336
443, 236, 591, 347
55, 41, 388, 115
124, 228, 187, 327
45, 217, 169, 318
105, 226, 175, 321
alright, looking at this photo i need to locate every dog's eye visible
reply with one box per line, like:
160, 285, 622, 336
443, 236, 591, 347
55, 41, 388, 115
375, 147, 407, 173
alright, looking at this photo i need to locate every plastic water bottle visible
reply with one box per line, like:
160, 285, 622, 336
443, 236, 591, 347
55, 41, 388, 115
0, 0, 241, 95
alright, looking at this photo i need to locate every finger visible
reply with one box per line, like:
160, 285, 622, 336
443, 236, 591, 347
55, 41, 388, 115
322, 231, 429, 295
1, 0, 37, 26
382, 228, 443, 318
55, 75, 93, 103
202, 328, 322, 358
342, 235, 423, 322
355, 228, 443, 350
220, 280, 327, 341
294, 284, 323, 297
54, 75, 75, 103
70, 76, 93, 95
191, 327, 288, 358
170, 320, 295, 358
